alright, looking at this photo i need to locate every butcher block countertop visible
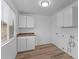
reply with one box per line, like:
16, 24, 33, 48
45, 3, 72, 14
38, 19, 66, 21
17, 33, 36, 37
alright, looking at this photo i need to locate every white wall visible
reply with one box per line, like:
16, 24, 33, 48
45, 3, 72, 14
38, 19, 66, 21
18, 15, 52, 45
34, 15, 52, 45
50, 3, 78, 59
51, 15, 78, 59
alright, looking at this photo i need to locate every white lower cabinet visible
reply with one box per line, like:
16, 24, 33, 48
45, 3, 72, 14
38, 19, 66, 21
17, 36, 35, 52
18, 38, 26, 52
26, 37, 35, 50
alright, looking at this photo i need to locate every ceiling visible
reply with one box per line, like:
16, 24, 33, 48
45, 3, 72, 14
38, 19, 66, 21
11, 0, 77, 15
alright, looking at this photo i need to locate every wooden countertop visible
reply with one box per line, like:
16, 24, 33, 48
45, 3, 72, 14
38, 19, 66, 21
17, 33, 36, 37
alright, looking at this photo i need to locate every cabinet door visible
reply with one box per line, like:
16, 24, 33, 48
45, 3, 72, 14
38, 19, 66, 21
63, 8, 72, 27
73, 7, 78, 27
19, 15, 26, 28
57, 11, 63, 27
26, 16, 34, 28
2, 0, 10, 23
18, 38, 27, 52
26, 37, 35, 50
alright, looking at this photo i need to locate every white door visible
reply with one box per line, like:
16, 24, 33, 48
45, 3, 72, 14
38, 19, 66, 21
18, 37, 27, 52
19, 15, 26, 28
26, 37, 35, 50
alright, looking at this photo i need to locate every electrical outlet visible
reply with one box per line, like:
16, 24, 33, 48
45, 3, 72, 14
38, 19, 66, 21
56, 33, 58, 35
62, 47, 64, 49
62, 35, 64, 37
70, 35, 74, 39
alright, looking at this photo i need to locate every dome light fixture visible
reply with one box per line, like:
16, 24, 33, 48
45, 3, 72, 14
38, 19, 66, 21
39, 0, 51, 7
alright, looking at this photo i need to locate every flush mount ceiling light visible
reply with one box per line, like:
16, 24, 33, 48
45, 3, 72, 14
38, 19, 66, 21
41, 1, 49, 7
39, 0, 51, 7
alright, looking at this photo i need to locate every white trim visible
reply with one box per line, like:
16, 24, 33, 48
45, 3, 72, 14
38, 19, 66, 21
1, 37, 15, 47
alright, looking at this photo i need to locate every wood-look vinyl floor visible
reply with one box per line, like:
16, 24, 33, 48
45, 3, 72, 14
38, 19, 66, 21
16, 44, 74, 59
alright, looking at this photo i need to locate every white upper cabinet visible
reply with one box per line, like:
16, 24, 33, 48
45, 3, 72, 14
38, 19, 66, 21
57, 7, 78, 27
57, 11, 64, 27
63, 8, 73, 27
72, 7, 78, 27
18, 15, 34, 28
26, 16, 34, 28
19, 15, 26, 28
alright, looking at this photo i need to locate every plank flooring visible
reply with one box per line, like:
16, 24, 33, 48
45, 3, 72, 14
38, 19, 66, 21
16, 44, 74, 59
